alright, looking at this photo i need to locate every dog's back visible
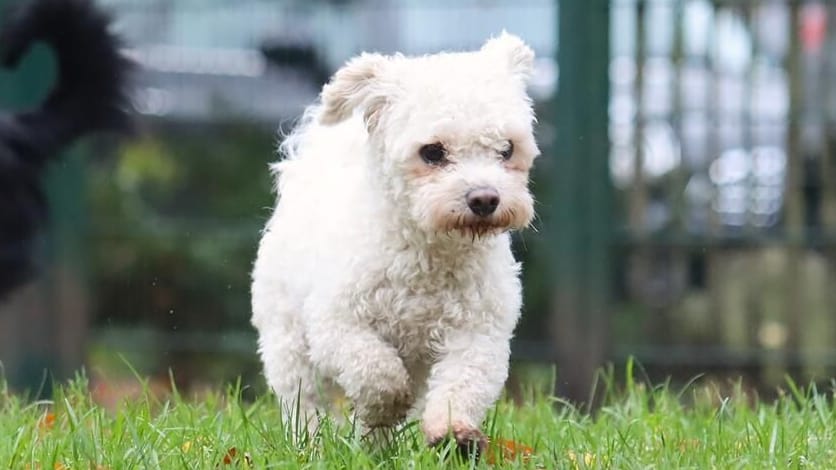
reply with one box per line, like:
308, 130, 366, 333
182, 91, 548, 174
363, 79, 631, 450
0, 0, 132, 298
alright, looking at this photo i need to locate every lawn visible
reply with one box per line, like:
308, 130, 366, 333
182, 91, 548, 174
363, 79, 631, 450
2, 364, 835, 469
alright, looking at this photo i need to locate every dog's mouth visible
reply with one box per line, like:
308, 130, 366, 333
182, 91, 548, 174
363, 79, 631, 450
449, 223, 507, 240
440, 210, 524, 240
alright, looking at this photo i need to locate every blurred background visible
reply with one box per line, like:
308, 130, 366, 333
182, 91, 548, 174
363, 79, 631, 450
1, 0, 835, 404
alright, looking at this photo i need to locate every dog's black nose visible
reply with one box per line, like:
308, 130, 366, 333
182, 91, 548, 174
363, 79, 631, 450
466, 187, 500, 217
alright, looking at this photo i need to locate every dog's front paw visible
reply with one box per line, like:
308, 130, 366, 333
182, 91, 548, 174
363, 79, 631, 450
425, 421, 487, 458
357, 385, 413, 428
352, 367, 414, 428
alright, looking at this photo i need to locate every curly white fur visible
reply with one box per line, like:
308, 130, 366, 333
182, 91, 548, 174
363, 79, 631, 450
251, 32, 539, 447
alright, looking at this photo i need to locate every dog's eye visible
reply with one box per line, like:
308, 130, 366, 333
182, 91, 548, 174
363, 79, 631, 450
500, 140, 514, 160
419, 143, 447, 165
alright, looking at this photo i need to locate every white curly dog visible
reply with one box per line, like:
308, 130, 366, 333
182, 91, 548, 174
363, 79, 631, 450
251, 32, 539, 452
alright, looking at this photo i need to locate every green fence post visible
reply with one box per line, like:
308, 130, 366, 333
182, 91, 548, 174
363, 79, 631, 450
550, 0, 613, 403
44, 145, 91, 384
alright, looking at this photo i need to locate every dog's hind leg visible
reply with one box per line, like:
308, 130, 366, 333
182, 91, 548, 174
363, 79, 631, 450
259, 321, 321, 426
252, 282, 323, 432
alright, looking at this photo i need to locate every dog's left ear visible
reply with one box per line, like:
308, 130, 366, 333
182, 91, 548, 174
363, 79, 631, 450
481, 31, 534, 82
320, 52, 389, 131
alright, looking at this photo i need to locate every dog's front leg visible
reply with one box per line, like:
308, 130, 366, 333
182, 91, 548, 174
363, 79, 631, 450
305, 316, 413, 428
421, 330, 511, 453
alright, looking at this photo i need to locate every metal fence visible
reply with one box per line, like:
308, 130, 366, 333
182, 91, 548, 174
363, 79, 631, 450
601, 0, 836, 392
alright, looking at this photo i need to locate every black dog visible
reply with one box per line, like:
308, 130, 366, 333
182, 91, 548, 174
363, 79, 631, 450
0, 0, 132, 299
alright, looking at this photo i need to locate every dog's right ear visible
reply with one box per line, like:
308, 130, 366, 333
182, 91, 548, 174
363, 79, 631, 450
481, 31, 535, 82
320, 53, 389, 130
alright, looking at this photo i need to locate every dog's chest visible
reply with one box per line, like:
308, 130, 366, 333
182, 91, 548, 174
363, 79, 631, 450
360, 249, 489, 359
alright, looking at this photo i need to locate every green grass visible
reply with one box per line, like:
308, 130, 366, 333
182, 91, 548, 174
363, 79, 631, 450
2, 366, 836, 469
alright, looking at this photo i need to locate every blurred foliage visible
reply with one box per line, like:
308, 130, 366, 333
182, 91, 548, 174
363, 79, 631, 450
87, 121, 275, 332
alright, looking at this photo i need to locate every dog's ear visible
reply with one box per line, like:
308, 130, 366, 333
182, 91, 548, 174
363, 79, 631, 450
320, 52, 389, 130
481, 31, 534, 81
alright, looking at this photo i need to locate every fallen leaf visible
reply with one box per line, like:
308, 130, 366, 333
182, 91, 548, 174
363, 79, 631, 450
222, 447, 237, 465
220, 447, 252, 467
486, 438, 534, 464
181, 441, 192, 453
38, 412, 56, 432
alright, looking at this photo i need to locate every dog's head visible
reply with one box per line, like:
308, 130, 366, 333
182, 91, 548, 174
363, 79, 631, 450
320, 32, 539, 238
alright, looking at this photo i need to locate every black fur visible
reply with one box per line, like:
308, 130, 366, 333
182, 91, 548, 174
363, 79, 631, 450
0, 0, 132, 298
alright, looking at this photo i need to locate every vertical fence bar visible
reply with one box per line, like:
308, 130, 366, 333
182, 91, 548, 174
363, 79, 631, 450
822, 0, 836, 381
631, 0, 648, 235
668, 0, 689, 351
551, 0, 612, 403
744, 0, 757, 236
705, 0, 725, 357
784, 0, 804, 369
738, 0, 761, 352
672, 1, 686, 236
629, 0, 653, 341
822, 4, 836, 231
